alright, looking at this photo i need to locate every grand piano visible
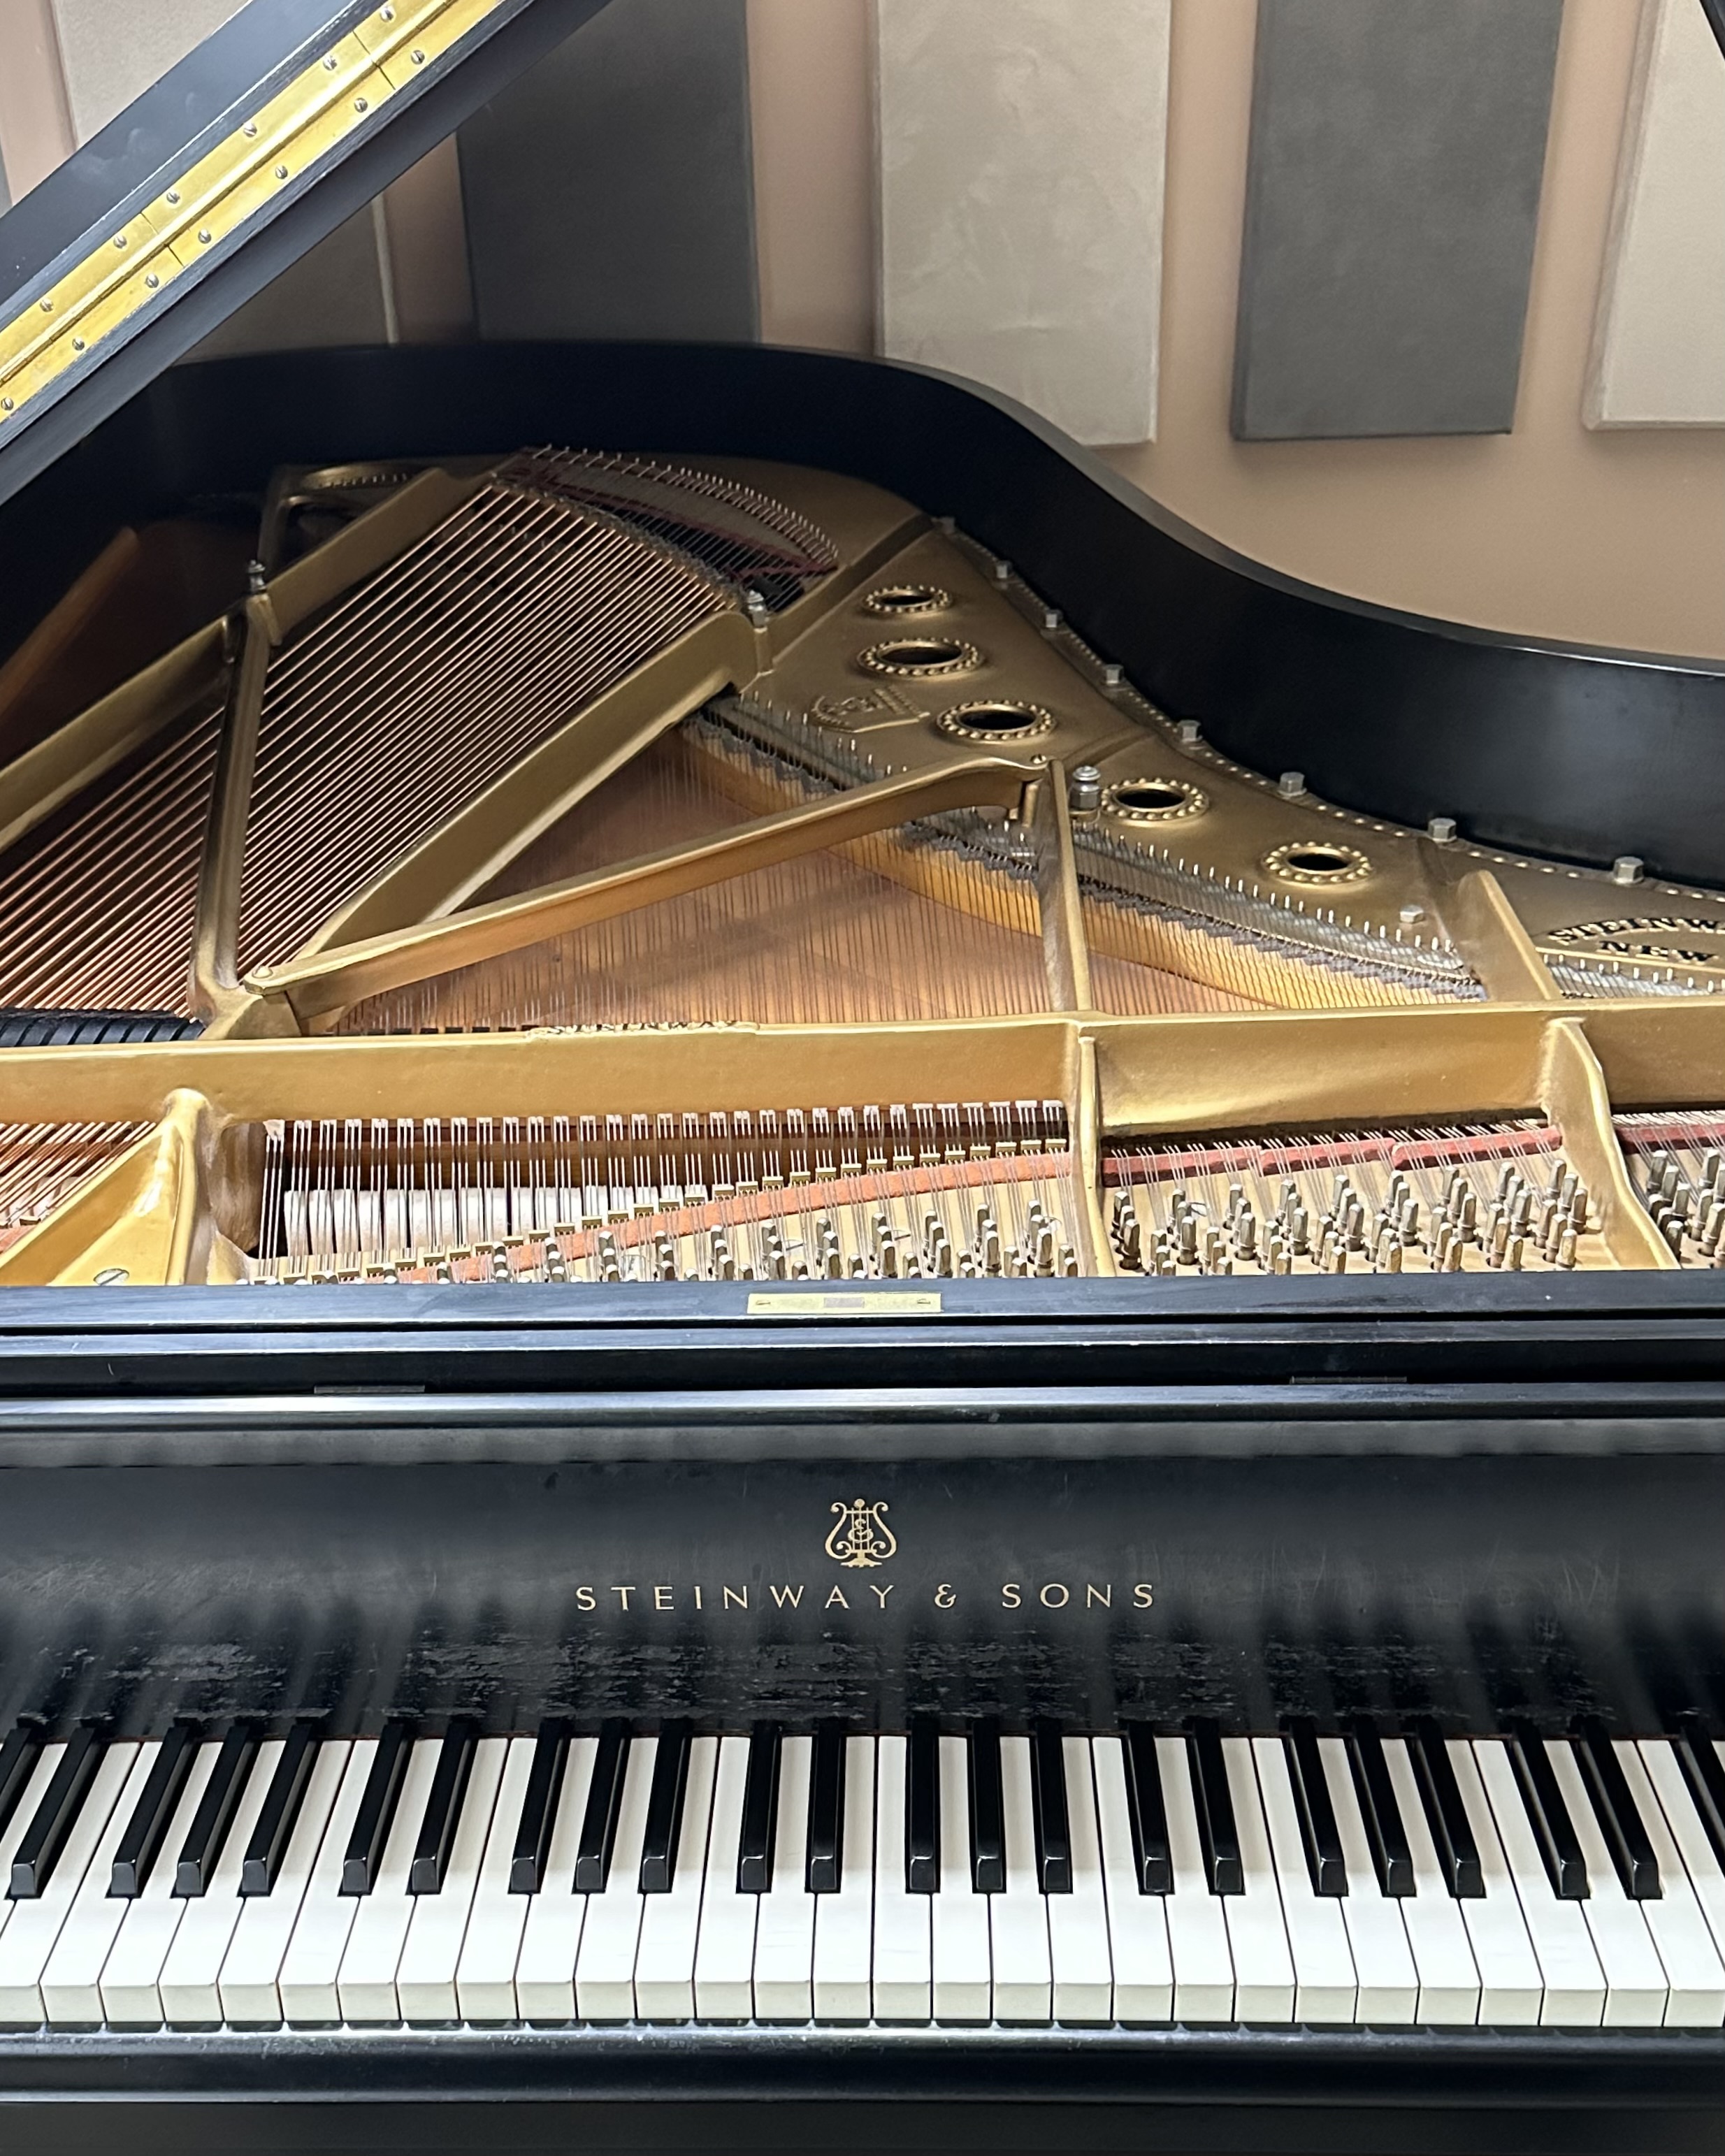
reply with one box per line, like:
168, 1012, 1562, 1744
1, 3, 1724, 2148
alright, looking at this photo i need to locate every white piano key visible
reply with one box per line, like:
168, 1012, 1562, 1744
753, 1735, 814, 2022
1380, 1739, 1480, 2025
0, 1746, 66, 1967
573, 1735, 656, 2023
335, 1736, 442, 2023
871, 1735, 931, 2023
1640, 1739, 1725, 1988
397, 1736, 506, 2024
514, 1734, 598, 2022
1251, 1736, 1355, 2023
99, 1741, 222, 2026
40, 1743, 158, 2025
279, 1742, 375, 2025
1091, 1737, 1171, 2024
1608, 1741, 1725, 2027
455, 1737, 539, 2023
0, 1742, 136, 2027
1471, 1739, 1605, 2027
1219, 1737, 1294, 2023
1543, 1739, 1666, 2028
931, 1732, 990, 2023
693, 1736, 757, 2021
1047, 1736, 1111, 2024
160, 1737, 283, 2026
1157, 1735, 1234, 2022
635, 1735, 718, 2022
988, 1736, 1051, 2024
812, 1736, 875, 2023
1317, 1737, 1417, 2023
219, 1739, 349, 2027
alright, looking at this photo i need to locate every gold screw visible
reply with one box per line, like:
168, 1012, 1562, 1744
38, 298, 52, 312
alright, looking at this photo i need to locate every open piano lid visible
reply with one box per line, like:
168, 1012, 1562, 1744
0, 0, 610, 507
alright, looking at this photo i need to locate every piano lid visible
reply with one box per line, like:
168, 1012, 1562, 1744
0, 0, 612, 509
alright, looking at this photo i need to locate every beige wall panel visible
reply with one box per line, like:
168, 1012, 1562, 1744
50, 0, 243, 142
1587, 0, 1725, 428
0, 0, 76, 199
749, 0, 874, 353
875, 0, 1170, 446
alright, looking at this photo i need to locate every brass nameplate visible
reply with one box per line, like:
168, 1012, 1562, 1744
746, 1289, 942, 1316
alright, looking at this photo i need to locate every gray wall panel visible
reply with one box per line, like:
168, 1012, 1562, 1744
1232, 0, 1562, 441
459, 0, 758, 345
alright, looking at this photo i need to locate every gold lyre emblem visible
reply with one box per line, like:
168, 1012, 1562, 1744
825, 1498, 897, 1570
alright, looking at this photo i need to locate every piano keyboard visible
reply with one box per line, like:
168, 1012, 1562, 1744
1, 1717, 1722, 2033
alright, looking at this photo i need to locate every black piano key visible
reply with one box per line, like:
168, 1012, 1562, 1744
1345, 1717, 1415, 1898
1573, 1717, 1660, 1900
341, 1717, 414, 1896
806, 1720, 847, 1895
967, 1719, 1005, 1896
177, 1722, 260, 1897
241, 1721, 319, 1897
0, 1723, 43, 1845
1284, 1716, 1348, 1897
1508, 1722, 1588, 1900
573, 1721, 630, 1893
1121, 1723, 1172, 1895
509, 1719, 569, 1895
737, 1723, 781, 1895
638, 1721, 692, 1895
110, 1721, 199, 1897
1408, 1717, 1483, 1900
1187, 1719, 1243, 1897
10, 1724, 103, 1899
410, 1719, 478, 1895
1030, 1718, 1071, 1895
905, 1716, 939, 1895
1675, 1716, 1725, 1869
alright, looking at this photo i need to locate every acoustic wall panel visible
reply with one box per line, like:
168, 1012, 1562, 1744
461, 0, 759, 343
1587, 0, 1725, 428
1232, 0, 1563, 441
50, 0, 245, 144
876, 0, 1171, 447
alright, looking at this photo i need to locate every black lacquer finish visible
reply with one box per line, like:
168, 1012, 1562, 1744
1409, 1719, 1484, 1900
574, 1721, 630, 1894
737, 1723, 781, 1895
1348, 1719, 1415, 1899
510, 1720, 568, 1896
112, 1721, 198, 1897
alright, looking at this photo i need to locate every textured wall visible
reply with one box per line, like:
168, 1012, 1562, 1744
1232, 0, 1563, 440
460, 0, 758, 343
876, 0, 1171, 446
1587, 0, 1725, 427
49, 0, 243, 143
